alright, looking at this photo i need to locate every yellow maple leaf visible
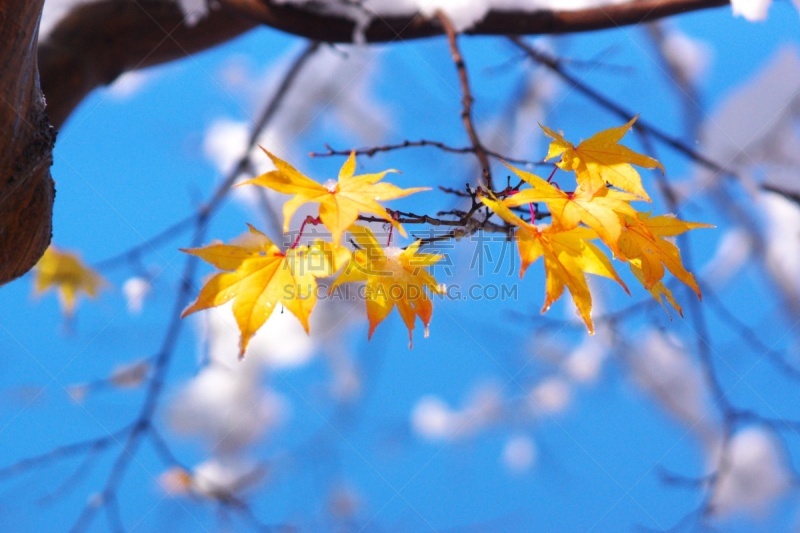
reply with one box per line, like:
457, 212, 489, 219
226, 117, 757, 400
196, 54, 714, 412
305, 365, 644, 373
541, 117, 663, 200
480, 193, 627, 334
630, 261, 682, 316
618, 213, 712, 298
181, 225, 349, 358
34, 246, 104, 316
331, 225, 443, 347
240, 149, 429, 246
502, 162, 638, 256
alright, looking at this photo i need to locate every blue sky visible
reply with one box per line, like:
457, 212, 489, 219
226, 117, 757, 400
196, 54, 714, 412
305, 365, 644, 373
1, 3, 800, 531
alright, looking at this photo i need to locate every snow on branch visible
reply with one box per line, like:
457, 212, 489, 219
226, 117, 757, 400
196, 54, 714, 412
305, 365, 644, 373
219, 0, 730, 42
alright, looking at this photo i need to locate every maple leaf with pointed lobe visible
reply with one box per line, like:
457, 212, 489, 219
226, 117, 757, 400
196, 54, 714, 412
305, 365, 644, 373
502, 162, 638, 255
331, 226, 443, 347
618, 213, 713, 299
34, 246, 105, 316
181, 225, 349, 358
240, 149, 428, 246
630, 262, 683, 316
480, 193, 627, 334
541, 117, 663, 200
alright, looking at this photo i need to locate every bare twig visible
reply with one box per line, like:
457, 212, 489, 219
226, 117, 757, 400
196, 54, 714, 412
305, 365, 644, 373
310, 140, 542, 167
438, 12, 493, 188
0, 426, 131, 479
645, 22, 703, 138
95, 215, 196, 271
508, 37, 734, 178
8, 42, 322, 533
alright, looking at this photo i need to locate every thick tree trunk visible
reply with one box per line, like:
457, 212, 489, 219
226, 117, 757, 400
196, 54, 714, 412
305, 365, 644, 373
0, 0, 55, 285
0, 1, 255, 286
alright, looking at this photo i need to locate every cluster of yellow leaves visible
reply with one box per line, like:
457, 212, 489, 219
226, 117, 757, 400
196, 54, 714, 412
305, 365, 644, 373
183, 151, 438, 357
181, 119, 711, 358
480, 117, 711, 333
34, 246, 104, 316
29, 120, 708, 356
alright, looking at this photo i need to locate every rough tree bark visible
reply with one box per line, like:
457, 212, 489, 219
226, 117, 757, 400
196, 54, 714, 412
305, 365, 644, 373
0, 0, 730, 285
0, 0, 55, 286
0, 0, 255, 285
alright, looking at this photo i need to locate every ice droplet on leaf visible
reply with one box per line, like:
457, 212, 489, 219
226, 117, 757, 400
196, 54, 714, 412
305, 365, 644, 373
323, 179, 338, 193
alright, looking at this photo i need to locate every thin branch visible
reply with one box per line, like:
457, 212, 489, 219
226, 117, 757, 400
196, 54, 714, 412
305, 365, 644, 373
61, 42, 323, 533
704, 288, 800, 380
645, 22, 703, 138
148, 428, 187, 470
95, 215, 195, 271
439, 11, 493, 188
508, 36, 734, 178
149, 430, 278, 532
762, 183, 800, 207
310, 140, 543, 167
37, 447, 103, 505
0, 426, 130, 479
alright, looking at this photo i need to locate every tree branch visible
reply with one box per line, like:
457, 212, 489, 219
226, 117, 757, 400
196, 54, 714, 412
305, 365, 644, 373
38, 0, 257, 129
219, 0, 729, 43
0, 1, 255, 285
0, 0, 731, 284
438, 11, 493, 188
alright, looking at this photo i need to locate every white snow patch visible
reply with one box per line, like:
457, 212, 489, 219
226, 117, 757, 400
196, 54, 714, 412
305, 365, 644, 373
758, 190, 800, 304
699, 228, 753, 290
122, 276, 151, 314
40, 0, 93, 40
192, 457, 264, 497
275, 0, 639, 34
411, 383, 503, 441
661, 29, 711, 83
412, 395, 455, 440
528, 376, 571, 415
502, 435, 537, 472
169, 363, 287, 454
731, 0, 771, 21
203, 119, 251, 177
107, 70, 153, 99
695, 47, 800, 191
629, 331, 716, 442
710, 427, 790, 518
176, 0, 209, 26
